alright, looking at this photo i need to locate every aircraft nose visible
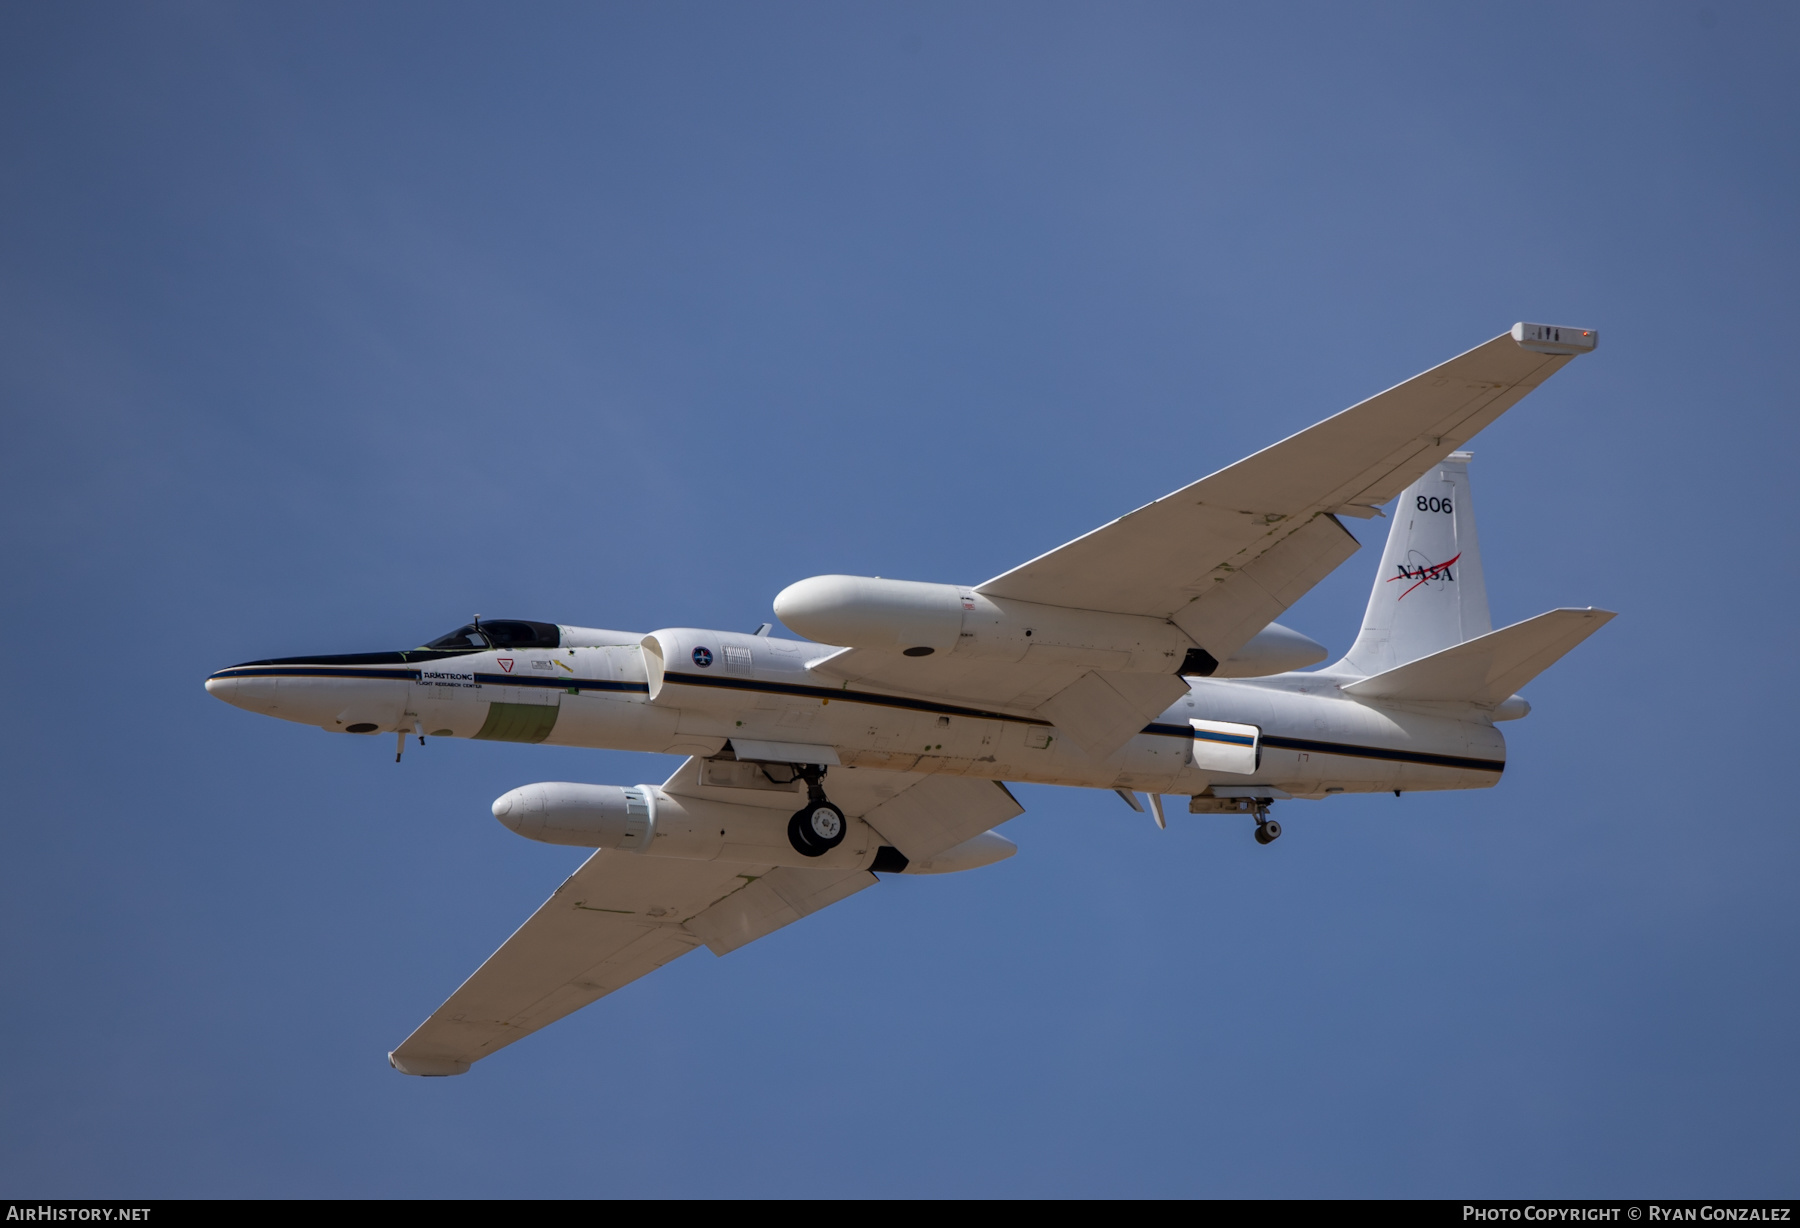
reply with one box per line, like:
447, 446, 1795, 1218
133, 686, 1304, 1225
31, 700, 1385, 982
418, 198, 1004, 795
205, 668, 280, 714
492, 787, 532, 834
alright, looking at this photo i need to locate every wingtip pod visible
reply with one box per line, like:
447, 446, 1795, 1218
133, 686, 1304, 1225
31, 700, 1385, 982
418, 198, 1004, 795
388, 1051, 470, 1077
1512, 322, 1597, 355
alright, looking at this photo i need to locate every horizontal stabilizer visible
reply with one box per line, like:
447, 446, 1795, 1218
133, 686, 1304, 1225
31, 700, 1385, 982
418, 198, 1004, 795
1341, 608, 1614, 706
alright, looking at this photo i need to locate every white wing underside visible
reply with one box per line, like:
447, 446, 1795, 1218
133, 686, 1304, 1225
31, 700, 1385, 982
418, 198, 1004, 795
387, 761, 1023, 1076
810, 331, 1579, 756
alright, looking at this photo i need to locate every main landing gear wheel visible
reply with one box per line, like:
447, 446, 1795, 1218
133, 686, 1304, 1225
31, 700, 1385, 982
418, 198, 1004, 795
1254, 818, 1282, 845
787, 763, 846, 857
789, 802, 846, 857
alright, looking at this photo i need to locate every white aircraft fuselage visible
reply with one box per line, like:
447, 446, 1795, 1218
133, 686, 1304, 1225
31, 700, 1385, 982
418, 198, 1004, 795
205, 624, 1505, 803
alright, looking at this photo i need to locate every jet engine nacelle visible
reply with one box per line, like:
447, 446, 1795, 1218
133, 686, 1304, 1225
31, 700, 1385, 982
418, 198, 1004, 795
772, 574, 1326, 676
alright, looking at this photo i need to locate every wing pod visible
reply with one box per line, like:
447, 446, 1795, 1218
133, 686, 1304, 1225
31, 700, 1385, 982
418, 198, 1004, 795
492, 782, 656, 849
491, 780, 884, 870
775, 574, 1194, 673
774, 575, 966, 654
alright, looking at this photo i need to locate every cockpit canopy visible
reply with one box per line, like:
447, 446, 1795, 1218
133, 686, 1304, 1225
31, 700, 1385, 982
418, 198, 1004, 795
424, 620, 561, 652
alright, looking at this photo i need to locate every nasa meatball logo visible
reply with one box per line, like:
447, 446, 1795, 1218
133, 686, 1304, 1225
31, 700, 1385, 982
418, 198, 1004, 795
691, 646, 713, 668
1387, 551, 1460, 600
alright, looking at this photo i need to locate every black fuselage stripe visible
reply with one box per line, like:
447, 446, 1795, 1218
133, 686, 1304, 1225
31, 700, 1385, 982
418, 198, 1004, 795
1260, 734, 1502, 773
217, 666, 420, 682
662, 672, 1503, 773
213, 666, 646, 693
663, 670, 1047, 725
210, 665, 1504, 773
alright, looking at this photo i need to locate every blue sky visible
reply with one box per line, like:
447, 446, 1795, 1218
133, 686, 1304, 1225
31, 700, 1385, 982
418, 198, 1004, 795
2, 1, 1795, 1197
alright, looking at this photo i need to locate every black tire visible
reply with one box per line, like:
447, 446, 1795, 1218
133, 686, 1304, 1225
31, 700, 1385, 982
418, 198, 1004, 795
788, 802, 846, 856
1253, 819, 1282, 845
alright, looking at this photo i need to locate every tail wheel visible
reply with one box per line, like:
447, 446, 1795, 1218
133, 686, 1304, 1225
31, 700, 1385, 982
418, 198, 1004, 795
788, 802, 847, 857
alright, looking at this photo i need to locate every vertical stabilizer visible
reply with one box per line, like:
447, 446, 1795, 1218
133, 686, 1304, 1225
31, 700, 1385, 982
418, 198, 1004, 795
1339, 453, 1491, 676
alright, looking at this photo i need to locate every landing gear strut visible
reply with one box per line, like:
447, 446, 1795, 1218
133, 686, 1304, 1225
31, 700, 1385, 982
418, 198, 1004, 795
1251, 802, 1281, 846
787, 765, 846, 857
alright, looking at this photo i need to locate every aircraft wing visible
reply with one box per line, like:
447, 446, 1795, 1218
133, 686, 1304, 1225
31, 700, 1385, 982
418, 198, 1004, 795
805, 331, 1587, 759
978, 329, 1584, 659
387, 849, 763, 1076
388, 760, 1022, 1076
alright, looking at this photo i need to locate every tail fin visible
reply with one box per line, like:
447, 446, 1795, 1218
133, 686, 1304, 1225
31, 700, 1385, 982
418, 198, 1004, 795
1339, 452, 1491, 676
